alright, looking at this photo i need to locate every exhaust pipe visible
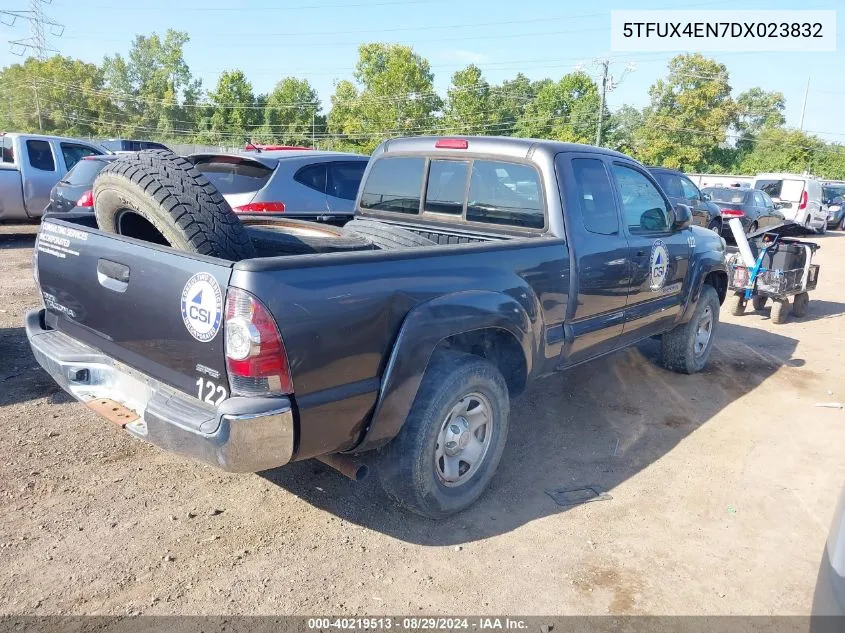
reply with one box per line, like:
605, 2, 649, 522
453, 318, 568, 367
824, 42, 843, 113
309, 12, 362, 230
317, 453, 369, 481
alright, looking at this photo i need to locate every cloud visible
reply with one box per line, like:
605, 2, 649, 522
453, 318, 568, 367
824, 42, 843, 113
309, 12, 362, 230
440, 49, 491, 64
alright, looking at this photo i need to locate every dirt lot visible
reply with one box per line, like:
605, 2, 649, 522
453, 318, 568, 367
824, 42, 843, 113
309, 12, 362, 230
1, 223, 844, 616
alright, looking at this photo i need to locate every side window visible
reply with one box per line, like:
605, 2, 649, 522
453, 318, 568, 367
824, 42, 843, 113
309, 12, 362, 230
294, 163, 327, 194
60, 143, 101, 171
326, 161, 367, 201
760, 191, 774, 209
26, 140, 55, 172
359, 157, 424, 214
1, 137, 13, 163
654, 172, 682, 198
680, 177, 701, 203
424, 159, 469, 215
752, 191, 765, 208
612, 164, 672, 234
467, 160, 544, 229
571, 158, 618, 235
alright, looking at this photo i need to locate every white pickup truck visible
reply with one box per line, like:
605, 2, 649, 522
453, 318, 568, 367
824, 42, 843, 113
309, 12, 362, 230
0, 133, 107, 222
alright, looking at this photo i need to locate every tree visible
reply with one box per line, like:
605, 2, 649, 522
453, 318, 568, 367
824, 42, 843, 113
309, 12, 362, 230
635, 54, 735, 171
605, 105, 645, 158
329, 43, 441, 153
102, 30, 201, 138
488, 73, 547, 137
203, 70, 256, 144
0, 56, 116, 136
514, 71, 599, 143
443, 64, 489, 135
738, 128, 833, 175
259, 77, 320, 146
734, 87, 786, 152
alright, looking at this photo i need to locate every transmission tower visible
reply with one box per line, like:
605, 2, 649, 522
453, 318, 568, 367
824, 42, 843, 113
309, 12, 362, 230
1, 0, 64, 59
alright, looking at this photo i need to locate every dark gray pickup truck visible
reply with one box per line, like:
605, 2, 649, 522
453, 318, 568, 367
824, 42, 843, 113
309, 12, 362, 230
27, 137, 728, 517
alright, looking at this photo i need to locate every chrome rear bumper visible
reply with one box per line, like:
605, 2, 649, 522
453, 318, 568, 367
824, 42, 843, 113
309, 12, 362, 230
25, 309, 294, 472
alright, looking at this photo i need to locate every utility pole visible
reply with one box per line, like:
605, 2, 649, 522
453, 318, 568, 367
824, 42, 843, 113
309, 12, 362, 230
799, 75, 810, 131
311, 108, 316, 149
31, 82, 42, 131
595, 60, 609, 147
591, 58, 635, 148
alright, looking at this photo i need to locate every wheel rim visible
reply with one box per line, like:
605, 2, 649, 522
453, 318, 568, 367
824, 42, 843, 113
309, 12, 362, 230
435, 392, 493, 488
694, 306, 713, 357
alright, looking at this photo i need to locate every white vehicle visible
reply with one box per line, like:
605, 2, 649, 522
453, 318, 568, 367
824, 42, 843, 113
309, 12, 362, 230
688, 173, 754, 189
752, 173, 828, 233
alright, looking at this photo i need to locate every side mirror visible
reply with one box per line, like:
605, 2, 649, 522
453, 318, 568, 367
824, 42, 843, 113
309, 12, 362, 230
774, 202, 784, 210
673, 204, 692, 231
701, 192, 711, 202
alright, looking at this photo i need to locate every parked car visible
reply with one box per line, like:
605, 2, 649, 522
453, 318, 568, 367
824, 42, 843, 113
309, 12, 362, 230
0, 133, 107, 222
30, 137, 727, 518
100, 139, 170, 153
648, 166, 723, 233
823, 181, 845, 230
753, 173, 828, 233
45, 154, 121, 214
701, 186, 785, 235
188, 150, 368, 224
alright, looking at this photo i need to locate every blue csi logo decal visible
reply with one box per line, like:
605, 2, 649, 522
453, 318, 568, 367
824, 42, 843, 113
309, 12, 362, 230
649, 240, 669, 290
180, 272, 223, 342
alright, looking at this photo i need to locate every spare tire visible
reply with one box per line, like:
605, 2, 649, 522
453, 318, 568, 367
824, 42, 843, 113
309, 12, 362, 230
342, 218, 436, 250
93, 150, 255, 261
242, 218, 374, 256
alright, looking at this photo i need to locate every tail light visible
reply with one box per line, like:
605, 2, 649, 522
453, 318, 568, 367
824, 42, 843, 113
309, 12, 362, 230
224, 287, 293, 397
798, 190, 808, 210
721, 209, 744, 217
234, 202, 285, 213
76, 190, 94, 207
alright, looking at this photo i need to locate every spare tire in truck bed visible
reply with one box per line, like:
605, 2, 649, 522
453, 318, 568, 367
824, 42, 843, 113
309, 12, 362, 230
342, 217, 436, 249
93, 150, 256, 261
241, 217, 374, 256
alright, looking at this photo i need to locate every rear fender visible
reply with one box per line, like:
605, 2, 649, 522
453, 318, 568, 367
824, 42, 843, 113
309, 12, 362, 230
353, 290, 536, 452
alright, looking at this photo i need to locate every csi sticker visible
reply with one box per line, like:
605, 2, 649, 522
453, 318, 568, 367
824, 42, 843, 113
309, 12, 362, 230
180, 272, 223, 342
649, 240, 669, 291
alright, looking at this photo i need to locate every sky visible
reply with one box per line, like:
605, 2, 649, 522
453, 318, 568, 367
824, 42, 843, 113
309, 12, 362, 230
0, 0, 842, 142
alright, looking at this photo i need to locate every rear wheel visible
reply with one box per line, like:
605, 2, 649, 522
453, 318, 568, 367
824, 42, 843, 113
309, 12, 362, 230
727, 292, 746, 316
771, 298, 790, 324
377, 351, 509, 518
792, 292, 809, 318
747, 221, 758, 236
660, 285, 720, 374
752, 295, 768, 311
839, 216, 845, 231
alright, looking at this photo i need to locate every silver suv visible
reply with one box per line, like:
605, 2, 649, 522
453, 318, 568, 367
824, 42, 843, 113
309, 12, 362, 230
189, 150, 368, 223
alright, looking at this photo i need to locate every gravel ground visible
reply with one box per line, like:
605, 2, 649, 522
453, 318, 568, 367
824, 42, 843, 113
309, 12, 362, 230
1, 223, 844, 616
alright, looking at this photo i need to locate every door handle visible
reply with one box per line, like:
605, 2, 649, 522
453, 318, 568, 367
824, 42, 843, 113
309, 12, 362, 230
97, 259, 129, 293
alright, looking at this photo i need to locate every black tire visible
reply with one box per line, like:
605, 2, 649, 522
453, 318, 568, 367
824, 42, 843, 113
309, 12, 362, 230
747, 221, 758, 236
727, 292, 746, 316
792, 292, 809, 318
242, 218, 374, 256
94, 150, 255, 261
707, 218, 722, 234
660, 285, 720, 375
752, 295, 768, 311
771, 298, 790, 324
377, 351, 509, 518
343, 218, 436, 250
838, 216, 845, 231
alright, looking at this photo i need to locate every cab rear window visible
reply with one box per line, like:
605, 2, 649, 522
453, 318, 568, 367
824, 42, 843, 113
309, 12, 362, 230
467, 160, 544, 229
360, 156, 424, 214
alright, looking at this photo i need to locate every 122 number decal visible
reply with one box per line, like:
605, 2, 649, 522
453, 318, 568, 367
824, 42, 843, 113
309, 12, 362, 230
196, 377, 227, 405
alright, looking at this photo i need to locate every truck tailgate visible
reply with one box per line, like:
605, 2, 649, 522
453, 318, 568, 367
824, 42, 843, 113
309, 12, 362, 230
35, 219, 233, 399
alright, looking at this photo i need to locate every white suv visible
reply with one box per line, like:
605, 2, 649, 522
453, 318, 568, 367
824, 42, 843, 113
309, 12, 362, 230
753, 173, 829, 233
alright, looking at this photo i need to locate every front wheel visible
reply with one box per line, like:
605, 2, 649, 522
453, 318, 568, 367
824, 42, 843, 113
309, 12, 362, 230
660, 286, 720, 374
792, 292, 809, 318
771, 298, 790, 324
377, 351, 510, 518
838, 216, 845, 231
707, 218, 722, 234
727, 292, 746, 316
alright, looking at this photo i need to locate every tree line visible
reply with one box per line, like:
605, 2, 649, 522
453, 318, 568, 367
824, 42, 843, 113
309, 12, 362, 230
1, 29, 844, 178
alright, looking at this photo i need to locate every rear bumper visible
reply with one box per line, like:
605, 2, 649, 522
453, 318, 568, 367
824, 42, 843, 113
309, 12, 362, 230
25, 309, 295, 472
